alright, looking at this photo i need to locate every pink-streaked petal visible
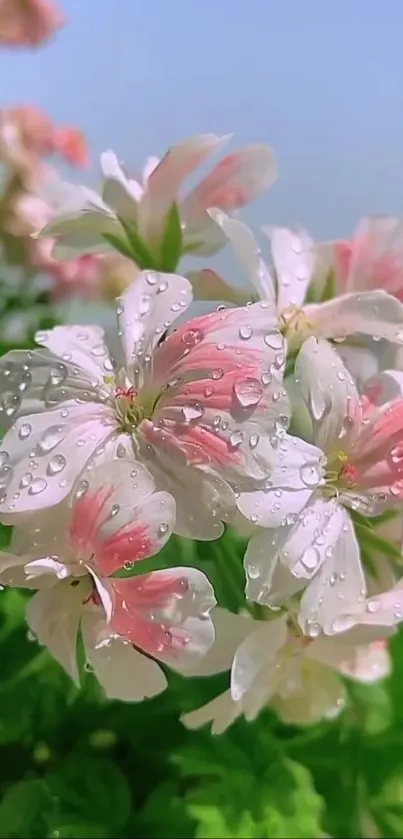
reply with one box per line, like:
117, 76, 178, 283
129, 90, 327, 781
117, 270, 193, 373
0, 347, 106, 431
182, 144, 276, 222
294, 337, 361, 452
0, 402, 114, 518
262, 225, 314, 313
69, 459, 175, 576
363, 369, 403, 406
305, 290, 403, 345
187, 269, 249, 306
26, 578, 89, 683
310, 637, 391, 685
140, 133, 230, 240
345, 216, 403, 299
109, 566, 215, 670
81, 610, 167, 701
207, 210, 276, 303
34, 324, 113, 386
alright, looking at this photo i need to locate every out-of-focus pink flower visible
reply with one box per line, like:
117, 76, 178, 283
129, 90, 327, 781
0, 106, 88, 175
0, 0, 64, 47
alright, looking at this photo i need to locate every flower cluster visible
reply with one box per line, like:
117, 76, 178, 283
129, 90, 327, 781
0, 127, 403, 731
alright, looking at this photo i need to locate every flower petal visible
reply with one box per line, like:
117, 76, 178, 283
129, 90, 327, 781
344, 215, 403, 299
109, 566, 216, 671
0, 344, 108, 429
186, 269, 249, 306
81, 610, 167, 701
273, 661, 346, 725
299, 508, 366, 635
182, 143, 276, 220
262, 225, 314, 312
185, 607, 253, 677
305, 290, 403, 345
35, 324, 113, 386
294, 336, 360, 451
237, 433, 325, 527
181, 690, 239, 735
207, 209, 276, 303
231, 615, 287, 700
0, 402, 113, 517
69, 459, 175, 575
140, 133, 229, 239
26, 578, 87, 683
117, 270, 193, 372
101, 150, 143, 215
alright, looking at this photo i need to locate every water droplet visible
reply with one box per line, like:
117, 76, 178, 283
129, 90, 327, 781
110, 504, 120, 517
211, 368, 224, 380
75, 479, 89, 500
19, 472, 33, 489
182, 403, 203, 422
264, 331, 283, 350
366, 599, 380, 613
183, 328, 203, 347
233, 378, 263, 409
229, 430, 244, 448
46, 454, 67, 476
18, 422, 32, 440
239, 325, 253, 340
249, 433, 260, 449
158, 522, 169, 536
37, 425, 64, 454
248, 564, 260, 579
301, 546, 320, 571
2, 392, 21, 417
0, 451, 9, 467
331, 613, 356, 633
306, 620, 321, 637
49, 363, 68, 387
261, 371, 272, 386
299, 462, 323, 488
28, 478, 47, 496
91, 343, 107, 358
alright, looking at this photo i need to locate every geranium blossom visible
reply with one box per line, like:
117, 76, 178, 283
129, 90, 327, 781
0, 270, 289, 538
189, 210, 403, 365
0, 0, 63, 47
181, 609, 391, 733
241, 337, 403, 635
0, 460, 215, 700
37, 134, 276, 261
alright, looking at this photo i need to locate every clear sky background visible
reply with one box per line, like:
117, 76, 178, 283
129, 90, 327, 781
1, 0, 403, 245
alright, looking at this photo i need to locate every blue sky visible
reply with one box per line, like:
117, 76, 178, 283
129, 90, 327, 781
1, 0, 403, 244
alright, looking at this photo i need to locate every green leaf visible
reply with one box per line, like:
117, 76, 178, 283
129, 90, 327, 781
118, 218, 158, 269
0, 779, 53, 838
158, 203, 182, 271
46, 755, 132, 834
102, 231, 137, 262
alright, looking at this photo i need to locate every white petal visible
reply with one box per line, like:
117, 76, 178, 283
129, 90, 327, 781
244, 527, 306, 606
182, 214, 228, 256
42, 204, 116, 260
117, 271, 193, 371
309, 636, 391, 684
237, 433, 325, 527
208, 209, 276, 303
81, 610, 167, 701
0, 345, 108, 429
0, 402, 113, 517
231, 615, 287, 700
101, 150, 142, 215
185, 607, 253, 677
181, 689, 239, 735
262, 225, 314, 312
274, 660, 345, 725
305, 290, 403, 345
26, 579, 86, 683
294, 336, 360, 451
299, 508, 366, 635
35, 324, 113, 386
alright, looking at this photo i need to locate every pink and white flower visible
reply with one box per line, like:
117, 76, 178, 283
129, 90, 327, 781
189, 211, 403, 367
0, 270, 288, 538
241, 337, 403, 635
38, 135, 276, 260
181, 609, 391, 733
0, 460, 215, 701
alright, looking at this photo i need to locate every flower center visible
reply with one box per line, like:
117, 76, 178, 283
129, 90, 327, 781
325, 449, 358, 490
280, 306, 314, 351
113, 385, 146, 432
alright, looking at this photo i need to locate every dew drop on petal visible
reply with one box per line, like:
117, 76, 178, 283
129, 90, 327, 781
299, 462, 323, 488
264, 331, 283, 350
28, 478, 47, 496
158, 522, 170, 537
18, 422, 32, 440
46, 454, 67, 476
239, 325, 253, 340
229, 430, 244, 448
330, 613, 356, 633
300, 546, 320, 571
19, 472, 33, 489
233, 378, 264, 409
110, 504, 120, 517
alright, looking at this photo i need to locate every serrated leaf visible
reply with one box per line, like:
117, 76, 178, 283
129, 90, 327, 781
0, 779, 53, 838
158, 203, 182, 271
